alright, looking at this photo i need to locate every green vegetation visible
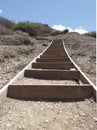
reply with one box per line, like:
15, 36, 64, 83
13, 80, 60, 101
0, 17, 51, 36
12, 22, 51, 36
84, 31, 96, 38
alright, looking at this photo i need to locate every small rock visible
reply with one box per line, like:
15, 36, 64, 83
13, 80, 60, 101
79, 112, 85, 116
59, 110, 63, 114
43, 43, 47, 46
8, 118, 12, 122
93, 117, 97, 122
22, 125, 25, 128
81, 124, 85, 127
45, 119, 49, 123
7, 123, 11, 127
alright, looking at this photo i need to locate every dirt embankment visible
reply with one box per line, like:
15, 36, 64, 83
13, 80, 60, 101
63, 32, 96, 84
0, 31, 50, 88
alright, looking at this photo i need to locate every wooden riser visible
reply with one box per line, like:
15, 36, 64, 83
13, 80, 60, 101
40, 55, 68, 59
32, 62, 74, 69
7, 85, 93, 100
36, 58, 70, 62
24, 69, 80, 80
39, 56, 69, 59
43, 52, 66, 54
45, 50, 65, 52
40, 54, 67, 57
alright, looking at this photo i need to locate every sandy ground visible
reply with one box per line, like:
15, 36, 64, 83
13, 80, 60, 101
12, 77, 78, 85
0, 97, 97, 130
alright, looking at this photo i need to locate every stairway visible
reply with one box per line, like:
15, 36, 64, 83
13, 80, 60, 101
7, 39, 93, 100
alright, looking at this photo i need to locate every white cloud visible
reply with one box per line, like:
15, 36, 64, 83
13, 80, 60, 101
52, 25, 88, 34
52, 25, 66, 31
0, 9, 3, 13
74, 26, 88, 34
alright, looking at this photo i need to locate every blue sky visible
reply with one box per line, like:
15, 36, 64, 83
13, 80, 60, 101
0, 0, 96, 33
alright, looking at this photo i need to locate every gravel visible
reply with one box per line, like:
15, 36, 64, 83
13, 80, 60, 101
0, 97, 96, 130
13, 77, 78, 85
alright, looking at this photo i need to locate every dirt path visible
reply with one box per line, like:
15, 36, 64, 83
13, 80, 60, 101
0, 97, 96, 130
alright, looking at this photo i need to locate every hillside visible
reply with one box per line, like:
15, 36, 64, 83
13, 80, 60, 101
0, 17, 96, 130
0, 16, 52, 36
0, 17, 96, 86
63, 33, 96, 84
0, 16, 14, 28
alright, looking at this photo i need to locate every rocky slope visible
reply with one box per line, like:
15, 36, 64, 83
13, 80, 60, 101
0, 30, 50, 88
63, 32, 96, 84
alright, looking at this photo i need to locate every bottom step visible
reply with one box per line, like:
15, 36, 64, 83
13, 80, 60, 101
7, 85, 93, 100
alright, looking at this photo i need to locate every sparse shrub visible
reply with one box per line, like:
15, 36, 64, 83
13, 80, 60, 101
0, 17, 51, 36
0, 16, 15, 29
84, 31, 96, 38
13, 22, 51, 36
0, 45, 35, 61
0, 25, 13, 35
0, 34, 33, 45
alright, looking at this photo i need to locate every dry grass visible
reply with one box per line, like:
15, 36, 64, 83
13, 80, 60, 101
0, 45, 35, 62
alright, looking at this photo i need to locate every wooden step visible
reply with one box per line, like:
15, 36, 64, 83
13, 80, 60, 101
46, 50, 65, 52
7, 84, 93, 100
36, 58, 70, 62
24, 69, 79, 80
32, 62, 74, 69
40, 54, 67, 57
43, 52, 66, 55
40, 55, 69, 59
